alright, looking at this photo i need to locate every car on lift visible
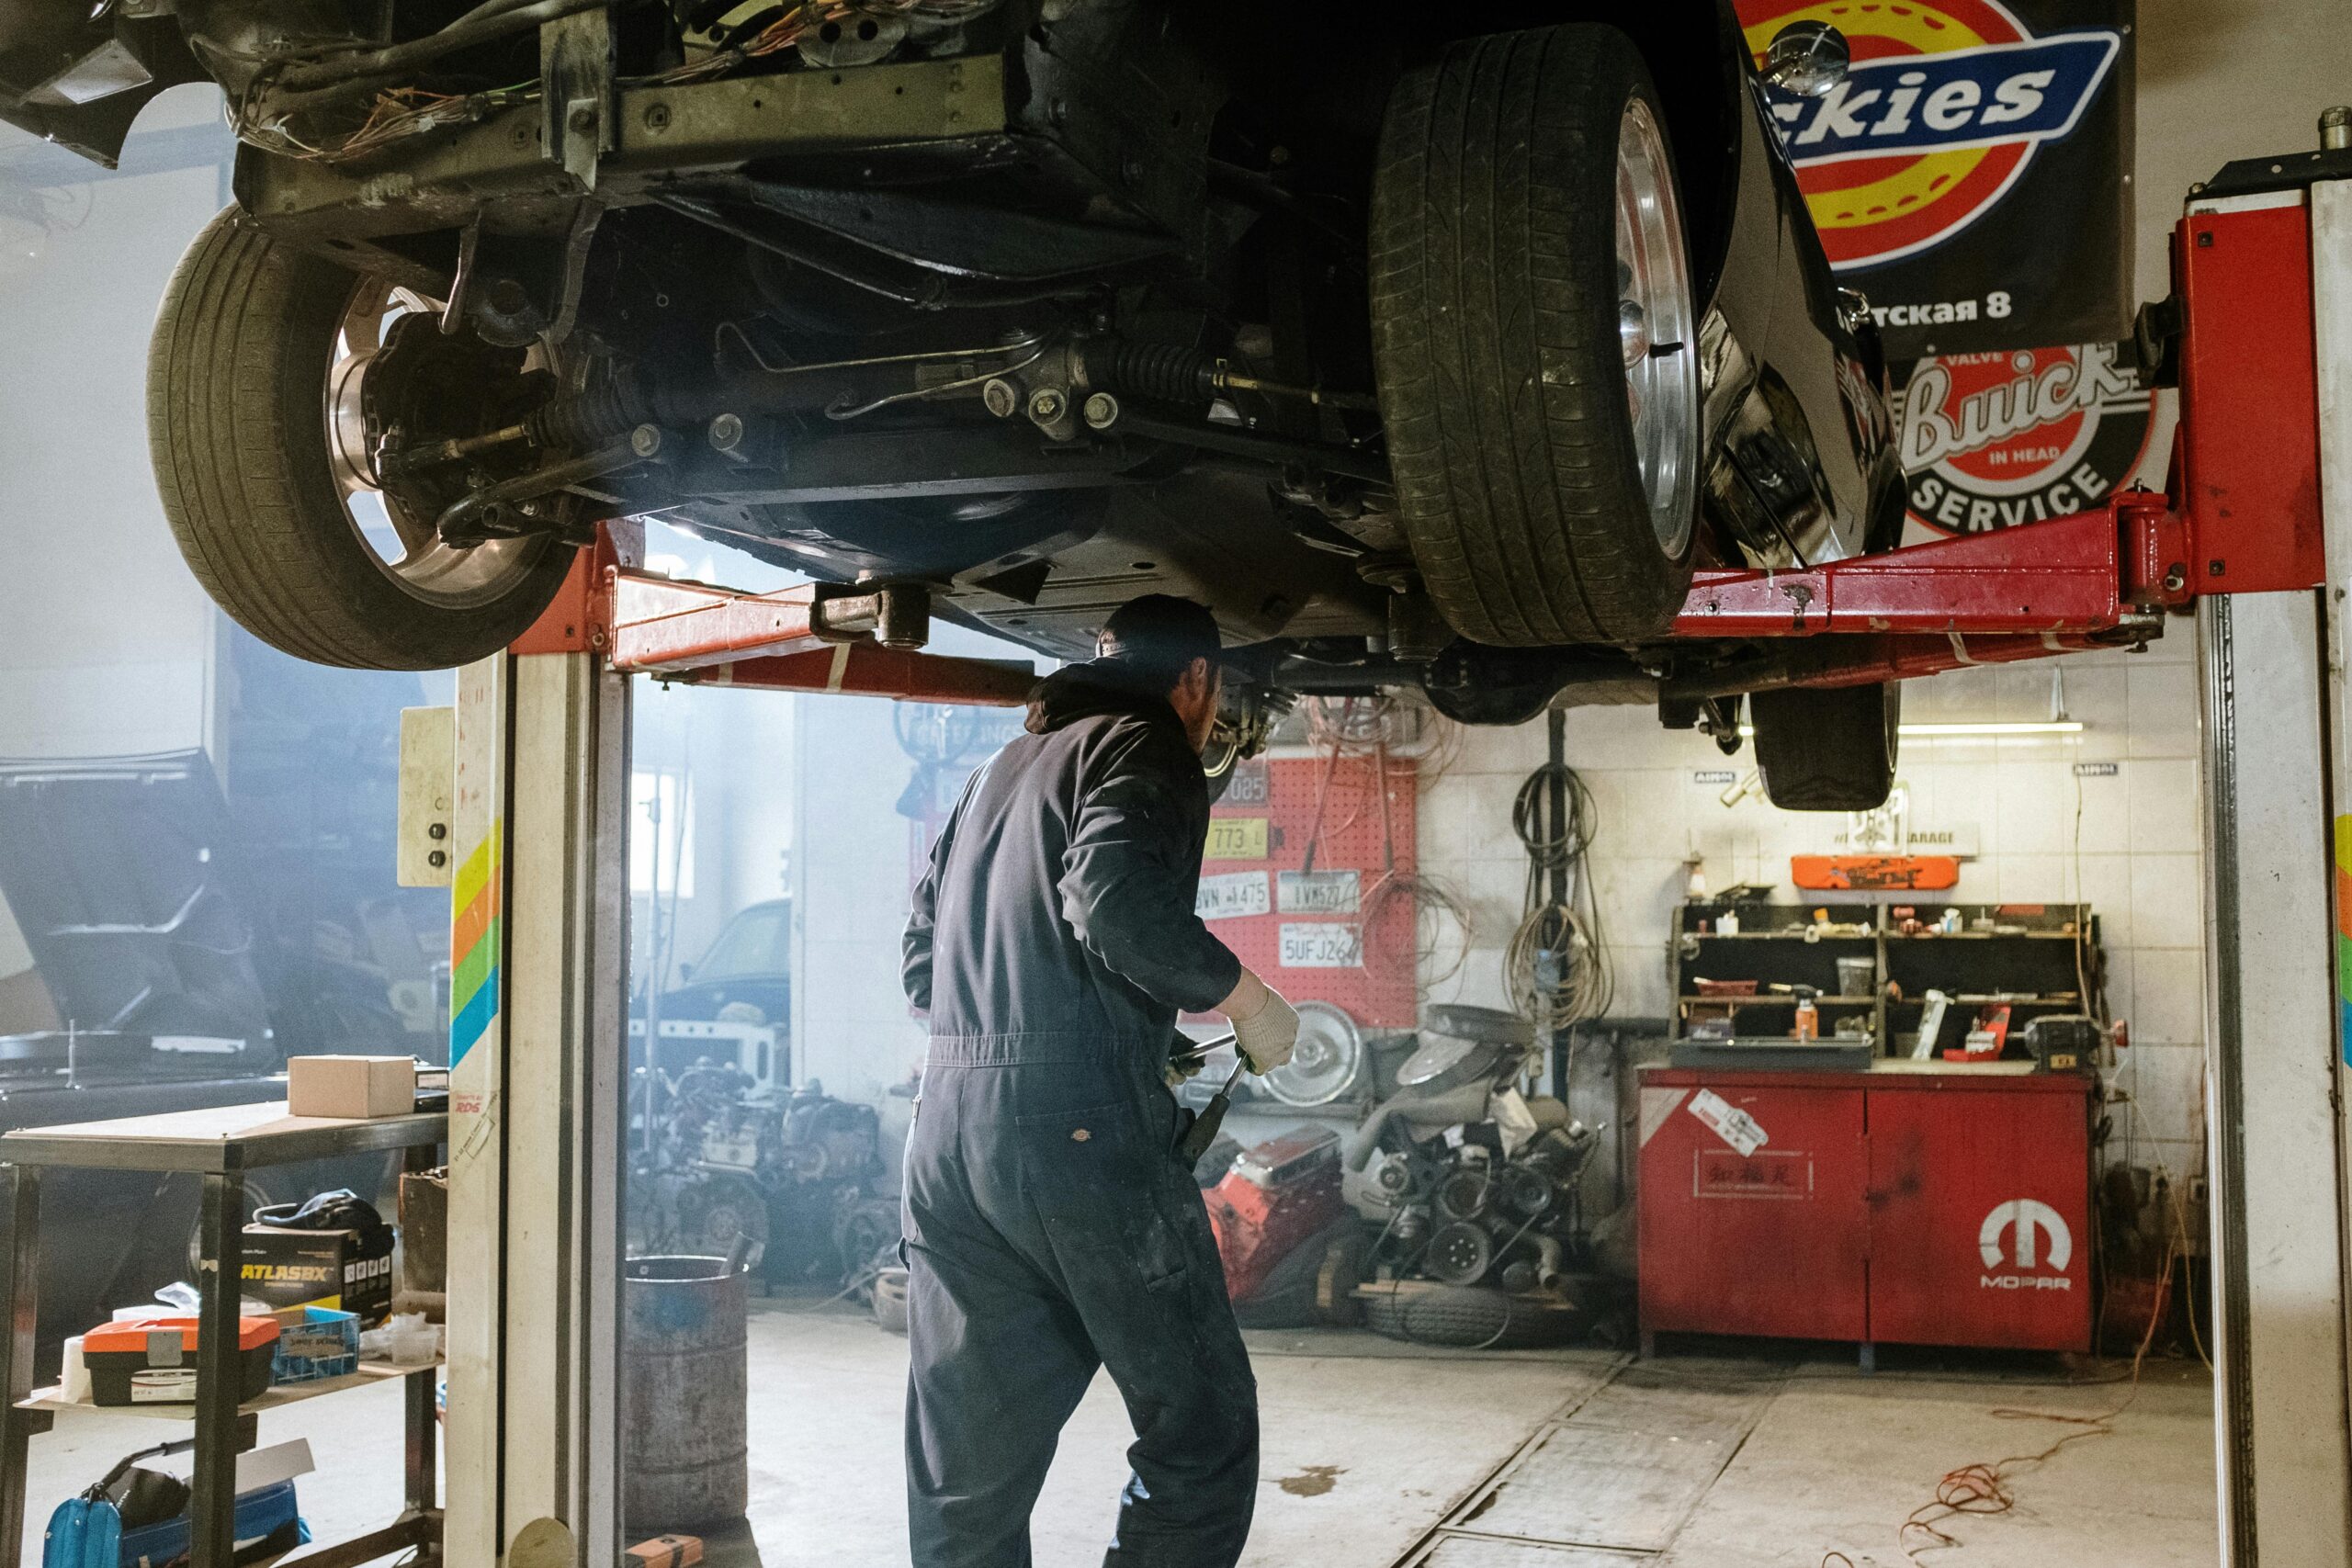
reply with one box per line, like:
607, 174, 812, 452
11, 0, 1908, 807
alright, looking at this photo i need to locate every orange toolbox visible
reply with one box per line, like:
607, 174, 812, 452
83, 1316, 278, 1405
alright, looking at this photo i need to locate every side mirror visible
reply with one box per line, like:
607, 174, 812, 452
1763, 21, 1850, 98
676, 963, 695, 983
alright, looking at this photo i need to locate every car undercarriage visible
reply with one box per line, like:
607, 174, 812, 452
14, 0, 1932, 805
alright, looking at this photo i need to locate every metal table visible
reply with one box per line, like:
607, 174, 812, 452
0, 1101, 448, 1567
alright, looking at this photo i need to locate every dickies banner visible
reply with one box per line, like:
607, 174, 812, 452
1736, 0, 2135, 360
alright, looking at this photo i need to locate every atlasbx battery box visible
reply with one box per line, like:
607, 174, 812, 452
241, 1224, 395, 1326
85, 1316, 277, 1405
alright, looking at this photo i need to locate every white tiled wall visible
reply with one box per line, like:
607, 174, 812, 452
1418, 631, 2209, 1191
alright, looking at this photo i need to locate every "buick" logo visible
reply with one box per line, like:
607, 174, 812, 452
1899, 342, 2156, 535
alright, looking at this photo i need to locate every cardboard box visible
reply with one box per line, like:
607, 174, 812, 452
242, 1223, 396, 1326
288, 1055, 416, 1119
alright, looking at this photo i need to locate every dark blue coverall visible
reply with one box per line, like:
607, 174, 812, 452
899, 662, 1259, 1568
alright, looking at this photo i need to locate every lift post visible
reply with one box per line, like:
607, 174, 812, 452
2188, 158, 2352, 1565
439, 142, 2352, 1566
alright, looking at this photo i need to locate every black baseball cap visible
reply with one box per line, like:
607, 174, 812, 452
1095, 594, 1222, 675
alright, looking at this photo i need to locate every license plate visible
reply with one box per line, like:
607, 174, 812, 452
1204, 818, 1268, 861
1195, 871, 1271, 920
1279, 921, 1362, 968
1278, 869, 1361, 915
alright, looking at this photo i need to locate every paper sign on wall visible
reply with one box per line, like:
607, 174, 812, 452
1277, 869, 1361, 915
1278, 922, 1362, 969
1687, 1088, 1769, 1157
1195, 871, 1271, 921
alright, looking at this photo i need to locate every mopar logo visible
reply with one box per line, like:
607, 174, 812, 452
1767, 35, 2121, 163
1977, 1199, 2073, 1291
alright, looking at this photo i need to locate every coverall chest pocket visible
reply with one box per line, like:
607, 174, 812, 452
1014, 1100, 1191, 1288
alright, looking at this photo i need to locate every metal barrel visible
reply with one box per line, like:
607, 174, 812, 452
623, 1255, 749, 1529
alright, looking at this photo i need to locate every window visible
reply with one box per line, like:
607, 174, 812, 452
695, 901, 793, 981
629, 771, 695, 897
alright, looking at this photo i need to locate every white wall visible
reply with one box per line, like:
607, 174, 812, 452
1420, 635, 2208, 1190
0, 89, 227, 761
2135, 0, 2352, 290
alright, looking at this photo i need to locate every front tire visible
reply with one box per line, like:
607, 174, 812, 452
1371, 26, 1703, 648
148, 209, 573, 670
1750, 682, 1902, 812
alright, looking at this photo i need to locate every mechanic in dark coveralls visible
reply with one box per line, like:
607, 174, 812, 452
899, 594, 1302, 1568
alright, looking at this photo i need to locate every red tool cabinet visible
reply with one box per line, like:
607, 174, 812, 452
1636, 1064, 2094, 1357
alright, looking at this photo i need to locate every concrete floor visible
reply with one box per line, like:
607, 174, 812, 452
16, 1303, 2217, 1566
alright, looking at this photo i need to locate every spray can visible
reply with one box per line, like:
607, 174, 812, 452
1793, 990, 1819, 1043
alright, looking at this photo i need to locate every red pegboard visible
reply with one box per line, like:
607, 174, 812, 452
1194, 753, 1419, 1029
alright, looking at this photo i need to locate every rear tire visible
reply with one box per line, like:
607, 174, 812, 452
1371, 26, 1702, 647
1750, 682, 1902, 812
148, 209, 573, 670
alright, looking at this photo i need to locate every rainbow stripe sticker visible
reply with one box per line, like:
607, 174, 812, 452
450, 825, 502, 1067
2336, 818, 2352, 1066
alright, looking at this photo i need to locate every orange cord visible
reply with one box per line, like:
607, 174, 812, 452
1891, 1233, 2177, 1561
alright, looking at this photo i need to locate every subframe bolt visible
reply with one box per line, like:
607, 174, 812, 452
982, 378, 1020, 419
1027, 387, 1068, 425
708, 412, 745, 452
630, 423, 664, 458
1081, 391, 1120, 430
567, 103, 598, 134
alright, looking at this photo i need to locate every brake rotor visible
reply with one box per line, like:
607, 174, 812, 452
1259, 1000, 1364, 1107
1426, 1222, 1494, 1286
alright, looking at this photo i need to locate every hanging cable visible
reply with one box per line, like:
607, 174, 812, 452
1506, 761, 1611, 1025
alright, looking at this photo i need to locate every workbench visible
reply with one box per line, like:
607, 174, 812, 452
1636, 1061, 2096, 1366
0, 1101, 448, 1567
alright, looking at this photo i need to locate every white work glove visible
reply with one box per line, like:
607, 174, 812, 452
1222, 970, 1300, 1075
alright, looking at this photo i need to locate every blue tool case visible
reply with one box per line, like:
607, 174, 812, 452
41, 1440, 308, 1568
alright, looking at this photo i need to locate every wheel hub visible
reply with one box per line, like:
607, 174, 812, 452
1614, 96, 1701, 558
325, 285, 559, 609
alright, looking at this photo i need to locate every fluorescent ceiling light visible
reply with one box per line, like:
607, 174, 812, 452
1735, 721, 2086, 738
1899, 721, 2086, 736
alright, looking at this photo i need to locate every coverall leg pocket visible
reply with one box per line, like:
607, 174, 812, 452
1013, 1101, 1190, 1289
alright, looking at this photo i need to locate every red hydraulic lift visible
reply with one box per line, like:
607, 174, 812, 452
447, 132, 2352, 1568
